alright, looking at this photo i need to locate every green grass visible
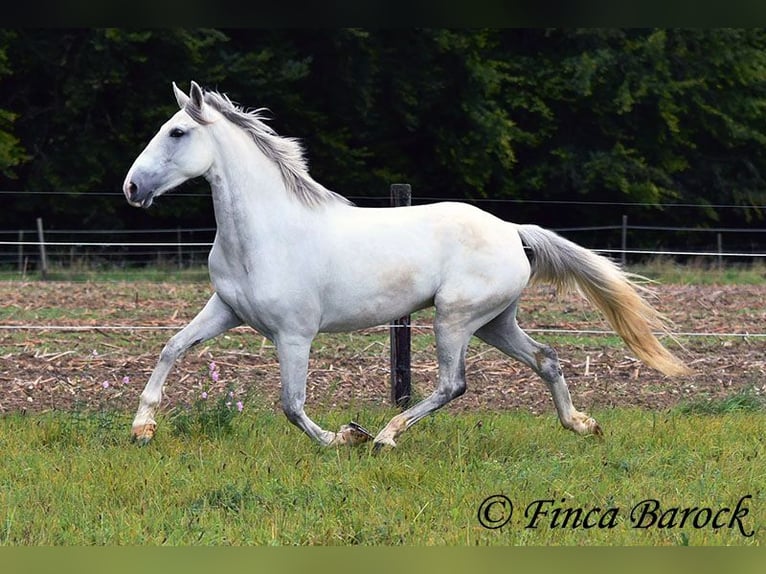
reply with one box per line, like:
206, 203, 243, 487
629, 257, 766, 285
1, 264, 210, 283
1, 262, 764, 546
676, 387, 766, 416
0, 401, 763, 546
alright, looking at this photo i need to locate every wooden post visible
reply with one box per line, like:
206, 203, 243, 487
621, 214, 628, 266
177, 226, 183, 269
390, 183, 412, 409
717, 233, 723, 270
17, 230, 23, 275
36, 217, 49, 280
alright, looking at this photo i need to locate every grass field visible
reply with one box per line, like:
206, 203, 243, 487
0, 261, 764, 546
0, 401, 763, 545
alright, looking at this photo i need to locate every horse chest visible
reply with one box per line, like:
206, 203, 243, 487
209, 256, 317, 338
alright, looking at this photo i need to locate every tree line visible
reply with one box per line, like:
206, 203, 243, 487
1, 28, 765, 241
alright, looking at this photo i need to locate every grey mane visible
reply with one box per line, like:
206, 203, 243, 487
187, 89, 353, 208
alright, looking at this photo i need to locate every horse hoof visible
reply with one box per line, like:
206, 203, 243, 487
346, 421, 373, 442
131, 424, 156, 445
569, 413, 602, 438
331, 421, 373, 446
592, 422, 604, 438
372, 437, 396, 452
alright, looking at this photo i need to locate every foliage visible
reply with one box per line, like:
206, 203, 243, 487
169, 365, 245, 439
1, 29, 766, 237
0, 30, 28, 178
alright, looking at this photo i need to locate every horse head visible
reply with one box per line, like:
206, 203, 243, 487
123, 81, 216, 208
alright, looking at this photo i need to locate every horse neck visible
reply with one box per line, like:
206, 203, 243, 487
204, 127, 316, 241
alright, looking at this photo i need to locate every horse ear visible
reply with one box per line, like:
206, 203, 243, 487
173, 82, 189, 109
190, 81, 205, 110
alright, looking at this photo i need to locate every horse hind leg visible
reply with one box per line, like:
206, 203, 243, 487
373, 311, 473, 449
475, 304, 602, 437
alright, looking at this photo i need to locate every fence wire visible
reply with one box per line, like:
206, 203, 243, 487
1, 323, 765, 339
2, 193, 766, 269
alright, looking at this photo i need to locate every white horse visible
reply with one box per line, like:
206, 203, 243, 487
123, 81, 688, 449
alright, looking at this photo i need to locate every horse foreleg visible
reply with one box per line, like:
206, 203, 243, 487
276, 334, 372, 446
131, 293, 242, 444
476, 305, 602, 437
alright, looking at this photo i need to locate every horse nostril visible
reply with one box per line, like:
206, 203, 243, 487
127, 181, 138, 198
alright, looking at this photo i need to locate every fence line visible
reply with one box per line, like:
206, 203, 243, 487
0, 227, 216, 236
594, 249, 766, 259
1, 323, 765, 339
0, 241, 215, 248
558, 224, 766, 234
4, 224, 761, 236
3, 189, 766, 210
2, 207, 766, 273
3, 243, 766, 260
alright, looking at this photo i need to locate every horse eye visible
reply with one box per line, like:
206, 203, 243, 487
169, 128, 185, 138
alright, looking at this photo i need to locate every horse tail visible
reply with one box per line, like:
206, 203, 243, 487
516, 224, 690, 377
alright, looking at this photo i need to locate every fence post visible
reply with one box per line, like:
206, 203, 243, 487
390, 183, 412, 409
621, 214, 628, 266
177, 227, 183, 269
717, 233, 723, 269
17, 230, 23, 275
36, 217, 49, 280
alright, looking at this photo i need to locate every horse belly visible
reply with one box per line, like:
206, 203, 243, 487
318, 259, 438, 332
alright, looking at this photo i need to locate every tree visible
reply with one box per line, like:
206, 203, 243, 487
496, 29, 766, 227
0, 30, 28, 180
2, 28, 766, 243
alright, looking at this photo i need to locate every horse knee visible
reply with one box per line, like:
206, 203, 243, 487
160, 330, 205, 363
451, 381, 467, 400
438, 379, 466, 402
159, 338, 185, 363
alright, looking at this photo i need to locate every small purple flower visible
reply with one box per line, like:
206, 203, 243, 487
209, 361, 217, 372
228, 390, 234, 398
102, 381, 110, 389
236, 401, 244, 413
201, 391, 208, 400
211, 370, 220, 382
122, 376, 130, 385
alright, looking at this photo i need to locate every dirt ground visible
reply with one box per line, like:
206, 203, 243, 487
1, 281, 765, 420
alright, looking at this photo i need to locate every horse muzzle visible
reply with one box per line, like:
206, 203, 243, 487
123, 180, 155, 208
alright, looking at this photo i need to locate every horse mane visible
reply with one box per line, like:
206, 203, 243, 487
189, 89, 353, 208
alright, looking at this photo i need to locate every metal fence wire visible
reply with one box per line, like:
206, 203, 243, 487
1, 192, 766, 272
